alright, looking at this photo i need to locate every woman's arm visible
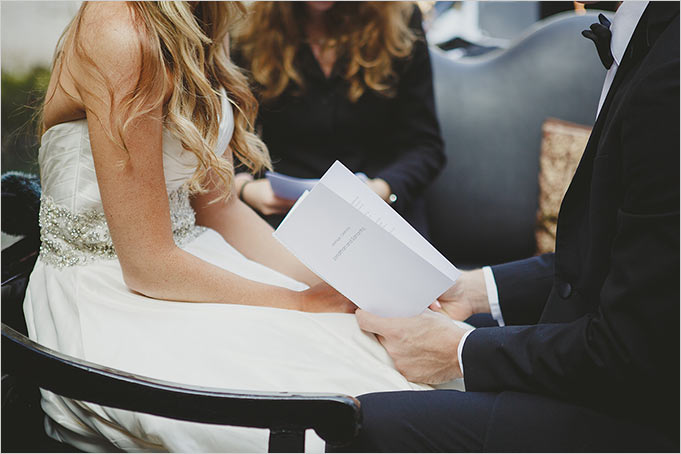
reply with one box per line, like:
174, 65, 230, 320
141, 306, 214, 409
234, 172, 296, 216
193, 168, 320, 287
73, 4, 337, 311
217, 34, 316, 284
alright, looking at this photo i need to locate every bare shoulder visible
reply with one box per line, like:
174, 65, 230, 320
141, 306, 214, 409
44, 3, 144, 128
74, 2, 143, 89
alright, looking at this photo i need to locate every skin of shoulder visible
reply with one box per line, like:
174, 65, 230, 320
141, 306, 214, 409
44, 2, 145, 128
73, 2, 143, 109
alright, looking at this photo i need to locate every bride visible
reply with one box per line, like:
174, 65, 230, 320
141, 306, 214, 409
25, 1, 463, 452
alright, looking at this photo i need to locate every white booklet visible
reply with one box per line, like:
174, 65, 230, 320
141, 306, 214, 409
273, 161, 460, 317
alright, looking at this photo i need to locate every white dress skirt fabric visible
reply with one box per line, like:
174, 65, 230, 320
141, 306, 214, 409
23, 92, 464, 452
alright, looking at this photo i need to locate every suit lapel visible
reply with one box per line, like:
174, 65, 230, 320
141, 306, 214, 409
643, 2, 680, 48
553, 3, 677, 273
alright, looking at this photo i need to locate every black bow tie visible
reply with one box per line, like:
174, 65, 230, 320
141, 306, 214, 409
582, 13, 615, 69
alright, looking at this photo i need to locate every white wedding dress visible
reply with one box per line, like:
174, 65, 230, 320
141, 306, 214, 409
23, 92, 464, 452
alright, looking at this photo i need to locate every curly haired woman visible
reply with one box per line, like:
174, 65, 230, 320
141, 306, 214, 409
233, 1, 446, 237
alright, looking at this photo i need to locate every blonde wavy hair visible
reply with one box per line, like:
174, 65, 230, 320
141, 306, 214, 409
45, 1, 270, 197
234, 1, 418, 103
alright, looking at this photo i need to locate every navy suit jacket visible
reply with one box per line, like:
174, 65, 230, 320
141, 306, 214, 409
462, 2, 679, 439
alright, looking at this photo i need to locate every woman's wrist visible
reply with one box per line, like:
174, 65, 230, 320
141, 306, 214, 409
239, 180, 252, 202
282, 288, 307, 311
235, 173, 254, 202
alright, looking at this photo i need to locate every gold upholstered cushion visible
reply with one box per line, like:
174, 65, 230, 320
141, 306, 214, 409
535, 117, 591, 254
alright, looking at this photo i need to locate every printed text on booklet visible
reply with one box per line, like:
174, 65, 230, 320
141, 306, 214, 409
273, 161, 461, 317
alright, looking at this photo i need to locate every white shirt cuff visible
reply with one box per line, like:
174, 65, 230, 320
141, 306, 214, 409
457, 327, 474, 376
482, 266, 505, 327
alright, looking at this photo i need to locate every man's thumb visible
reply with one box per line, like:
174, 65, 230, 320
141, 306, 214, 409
355, 309, 387, 335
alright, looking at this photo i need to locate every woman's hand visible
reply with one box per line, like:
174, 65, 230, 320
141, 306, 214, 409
298, 282, 357, 313
367, 178, 392, 202
429, 269, 489, 321
241, 178, 295, 216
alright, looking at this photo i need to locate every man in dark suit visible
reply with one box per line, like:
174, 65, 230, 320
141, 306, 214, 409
344, 2, 679, 451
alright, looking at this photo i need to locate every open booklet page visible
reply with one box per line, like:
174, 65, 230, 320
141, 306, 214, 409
274, 161, 460, 317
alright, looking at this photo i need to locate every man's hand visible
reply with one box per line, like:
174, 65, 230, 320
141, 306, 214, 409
356, 309, 469, 384
432, 269, 490, 321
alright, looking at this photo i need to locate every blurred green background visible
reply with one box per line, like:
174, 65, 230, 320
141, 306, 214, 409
1, 1, 81, 177
1, 67, 51, 175
1, 1, 81, 247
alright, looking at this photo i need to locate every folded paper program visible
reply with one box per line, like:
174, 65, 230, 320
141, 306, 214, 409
274, 161, 460, 317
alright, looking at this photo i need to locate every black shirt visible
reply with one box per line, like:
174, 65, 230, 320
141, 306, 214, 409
239, 8, 445, 236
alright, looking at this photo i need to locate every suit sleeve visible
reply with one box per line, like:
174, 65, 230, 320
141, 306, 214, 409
375, 7, 446, 212
461, 46, 680, 419
490, 253, 554, 325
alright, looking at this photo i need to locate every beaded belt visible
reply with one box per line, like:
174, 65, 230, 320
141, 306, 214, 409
39, 186, 207, 268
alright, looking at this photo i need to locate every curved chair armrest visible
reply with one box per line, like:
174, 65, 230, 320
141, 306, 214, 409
1, 323, 361, 450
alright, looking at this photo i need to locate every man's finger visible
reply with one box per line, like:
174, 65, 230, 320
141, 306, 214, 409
355, 309, 391, 335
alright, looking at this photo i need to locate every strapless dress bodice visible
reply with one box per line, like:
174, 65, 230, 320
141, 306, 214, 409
38, 91, 234, 267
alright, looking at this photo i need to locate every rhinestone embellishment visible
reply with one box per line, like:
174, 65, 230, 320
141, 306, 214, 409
39, 186, 207, 268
